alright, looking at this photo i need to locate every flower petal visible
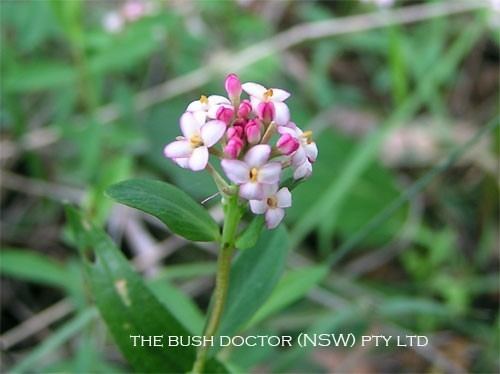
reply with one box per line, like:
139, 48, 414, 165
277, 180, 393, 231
270, 88, 290, 101
242, 82, 267, 98
305, 142, 318, 162
291, 147, 306, 166
188, 146, 209, 171
192, 110, 207, 125
276, 187, 292, 208
201, 120, 226, 147
277, 125, 298, 137
265, 208, 285, 229
293, 160, 312, 179
174, 157, 190, 168
257, 162, 281, 184
180, 112, 202, 138
250, 96, 261, 113
273, 102, 290, 125
249, 200, 267, 214
186, 100, 205, 112
261, 183, 278, 197
244, 144, 270, 167
164, 140, 192, 159
239, 182, 263, 200
208, 95, 231, 105
221, 159, 250, 184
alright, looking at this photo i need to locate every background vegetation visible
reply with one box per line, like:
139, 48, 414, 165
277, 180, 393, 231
1, 0, 498, 372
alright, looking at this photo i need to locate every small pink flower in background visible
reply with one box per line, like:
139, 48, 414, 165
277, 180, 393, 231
249, 185, 292, 229
103, 12, 124, 33
164, 112, 226, 171
186, 95, 231, 121
242, 82, 291, 125
221, 145, 281, 200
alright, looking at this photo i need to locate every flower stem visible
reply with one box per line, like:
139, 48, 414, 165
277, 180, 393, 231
192, 192, 240, 373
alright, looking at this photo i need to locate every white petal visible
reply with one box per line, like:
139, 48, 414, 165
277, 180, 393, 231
221, 159, 250, 184
276, 187, 292, 208
192, 110, 207, 125
305, 142, 318, 162
257, 162, 281, 184
265, 208, 285, 229
277, 125, 298, 137
186, 100, 204, 112
270, 88, 290, 101
174, 157, 190, 168
242, 82, 266, 98
291, 147, 306, 166
207, 103, 231, 119
164, 140, 192, 159
273, 102, 290, 125
201, 120, 226, 147
293, 160, 312, 179
244, 144, 270, 167
250, 96, 262, 113
180, 112, 202, 138
249, 200, 267, 214
239, 182, 263, 200
188, 146, 209, 171
208, 95, 231, 105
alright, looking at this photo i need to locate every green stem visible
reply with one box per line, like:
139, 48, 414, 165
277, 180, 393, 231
192, 193, 240, 373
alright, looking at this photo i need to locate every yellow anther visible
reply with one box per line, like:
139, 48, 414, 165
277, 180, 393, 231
249, 167, 259, 182
199, 95, 209, 104
263, 88, 274, 101
302, 130, 313, 144
266, 196, 277, 208
189, 134, 203, 147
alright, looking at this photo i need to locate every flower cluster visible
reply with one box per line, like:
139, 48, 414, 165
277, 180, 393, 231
164, 74, 318, 229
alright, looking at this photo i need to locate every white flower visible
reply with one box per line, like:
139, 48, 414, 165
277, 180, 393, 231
241, 82, 291, 125
249, 185, 292, 229
164, 112, 226, 171
186, 95, 231, 121
221, 144, 281, 200
103, 12, 124, 33
278, 123, 318, 179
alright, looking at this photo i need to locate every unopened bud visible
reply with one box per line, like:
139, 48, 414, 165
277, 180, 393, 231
225, 73, 242, 103
276, 133, 299, 155
238, 99, 252, 118
224, 137, 244, 158
216, 106, 234, 125
245, 119, 262, 145
257, 102, 275, 124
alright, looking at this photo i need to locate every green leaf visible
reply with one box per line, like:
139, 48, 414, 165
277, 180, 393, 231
247, 265, 329, 328
0, 248, 73, 289
218, 227, 289, 337
235, 215, 265, 250
65, 207, 225, 373
106, 179, 220, 242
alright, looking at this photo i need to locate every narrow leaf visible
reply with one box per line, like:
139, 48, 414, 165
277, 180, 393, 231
65, 207, 225, 373
106, 179, 220, 242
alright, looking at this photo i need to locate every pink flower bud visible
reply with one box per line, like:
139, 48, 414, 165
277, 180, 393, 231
238, 99, 252, 118
276, 133, 299, 155
224, 73, 242, 102
257, 101, 275, 124
216, 106, 234, 125
227, 124, 243, 139
224, 137, 244, 159
245, 119, 262, 145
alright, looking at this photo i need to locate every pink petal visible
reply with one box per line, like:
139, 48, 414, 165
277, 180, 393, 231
239, 182, 263, 200
164, 140, 192, 159
270, 88, 290, 101
242, 82, 267, 98
276, 187, 292, 208
293, 160, 312, 179
244, 144, 270, 167
277, 125, 298, 137
261, 183, 278, 197
305, 142, 318, 162
257, 162, 281, 184
221, 159, 250, 184
249, 200, 267, 214
273, 102, 290, 125
265, 208, 285, 229
188, 146, 209, 171
201, 120, 226, 147
180, 112, 202, 138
